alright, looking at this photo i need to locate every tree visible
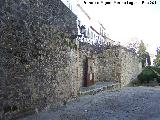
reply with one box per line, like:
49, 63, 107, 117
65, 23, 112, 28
155, 47, 160, 66
146, 52, 151, 66
126, 39, 149, 67
137, 40, 147, 67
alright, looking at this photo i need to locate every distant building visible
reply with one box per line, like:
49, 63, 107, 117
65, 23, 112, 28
61, 0, 114, 46
77, 4, 108, 45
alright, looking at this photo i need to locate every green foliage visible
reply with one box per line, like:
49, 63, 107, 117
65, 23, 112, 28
155, 47, 160, 66
149, 66, 160, 74
137, 40, 147, 55
138, 67, 157, 83
137, 40, 147, 67
149, 66, 160, 83
64, 38, 77, 50
146, 52, 151, 66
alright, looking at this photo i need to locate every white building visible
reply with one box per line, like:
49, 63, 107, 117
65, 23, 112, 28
76, 4, 107, 45
61, 0, 112, 45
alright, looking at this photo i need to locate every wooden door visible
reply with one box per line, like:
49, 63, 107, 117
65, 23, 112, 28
84, 57, 95, 87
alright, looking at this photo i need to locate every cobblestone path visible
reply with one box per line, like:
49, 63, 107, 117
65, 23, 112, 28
19, 86, 160, 120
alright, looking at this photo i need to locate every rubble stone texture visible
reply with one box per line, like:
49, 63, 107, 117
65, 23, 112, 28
0, 0, 78, 119
78, 43, 142, 87
0, 0, 142, 120
120, 47, 142, 87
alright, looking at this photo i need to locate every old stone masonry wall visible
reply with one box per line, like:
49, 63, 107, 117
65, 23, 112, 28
0, 0, 78, 120
78, 44, 142, 87
0, 0, 142, 120
120, 47, 142, 87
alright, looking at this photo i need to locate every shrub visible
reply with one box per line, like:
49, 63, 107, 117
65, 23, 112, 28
149, 66, 160, 83
150, 66, 160, 74
138, 67, 157, 83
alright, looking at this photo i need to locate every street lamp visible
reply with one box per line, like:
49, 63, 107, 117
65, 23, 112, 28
80, 25, 86, 35
70, 25, 86, 39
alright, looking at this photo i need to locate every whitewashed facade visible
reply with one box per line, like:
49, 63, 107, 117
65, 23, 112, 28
61, 0, 110, 45
76, 4, 107, 45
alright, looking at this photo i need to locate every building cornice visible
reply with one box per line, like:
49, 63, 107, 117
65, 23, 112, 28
77, 4, 91, 20
90, 26, 100, 35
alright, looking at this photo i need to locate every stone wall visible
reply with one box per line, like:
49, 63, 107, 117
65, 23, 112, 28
120, 47, 142, 87
96, 46, 120, 83
78, 43, 121, 87
78, 43, 142, 88
78, 42, 97, 87
95, 46, 142, 86
0, 0, 142, 119
0, 0, 78, 119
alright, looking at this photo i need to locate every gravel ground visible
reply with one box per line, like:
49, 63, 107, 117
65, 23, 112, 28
19, 86, 160, 120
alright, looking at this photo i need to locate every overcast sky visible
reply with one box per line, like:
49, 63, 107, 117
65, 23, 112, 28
79, 0, 160, 56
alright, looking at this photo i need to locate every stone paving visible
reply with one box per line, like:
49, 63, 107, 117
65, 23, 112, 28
19, 86, 160, 120
79, 82, 120, 95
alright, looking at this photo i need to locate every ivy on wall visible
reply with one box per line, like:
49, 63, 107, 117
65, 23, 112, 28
64, 38, 77, 50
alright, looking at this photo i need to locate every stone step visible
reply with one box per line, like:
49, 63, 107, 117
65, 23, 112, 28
79, 82, 121, 96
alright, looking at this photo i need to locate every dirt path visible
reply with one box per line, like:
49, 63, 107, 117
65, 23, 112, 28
19, 86, 160, 120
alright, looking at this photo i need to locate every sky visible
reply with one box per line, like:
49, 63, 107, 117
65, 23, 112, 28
79, 0, 160, 56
